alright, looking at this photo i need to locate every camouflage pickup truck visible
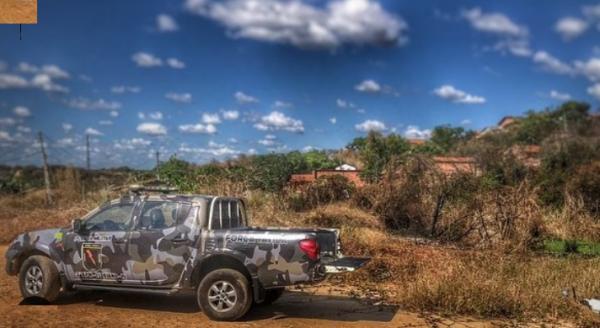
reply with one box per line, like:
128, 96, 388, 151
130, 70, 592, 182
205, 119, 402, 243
5, 191, 369, 321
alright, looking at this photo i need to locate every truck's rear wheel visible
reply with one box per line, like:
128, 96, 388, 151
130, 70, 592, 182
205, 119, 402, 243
18, 255, 61, 302
197, 269, 252, 321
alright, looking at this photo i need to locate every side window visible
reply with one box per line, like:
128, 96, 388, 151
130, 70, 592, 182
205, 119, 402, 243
211, 200, 245, 230
84, 204, 133, 232
138, 201, 188, 230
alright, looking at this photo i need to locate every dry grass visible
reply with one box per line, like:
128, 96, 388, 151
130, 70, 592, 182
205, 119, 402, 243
2, 184, 600, 325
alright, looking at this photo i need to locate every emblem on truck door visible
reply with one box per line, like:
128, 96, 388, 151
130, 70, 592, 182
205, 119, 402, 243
81, 243, 103, 270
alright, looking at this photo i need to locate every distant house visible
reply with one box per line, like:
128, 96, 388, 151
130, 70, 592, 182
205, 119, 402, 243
433, 156, 479, 176
506, 144, 541, 168
289, 167, 365, 187
498, 116, 517, 130
407, 139, 426, 146
335, 163, 357, 171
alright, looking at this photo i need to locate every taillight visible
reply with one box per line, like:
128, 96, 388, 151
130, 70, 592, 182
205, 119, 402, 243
299, 239, 320, 261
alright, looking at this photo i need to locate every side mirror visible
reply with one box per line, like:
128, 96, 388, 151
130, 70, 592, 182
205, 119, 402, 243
71, 219, 83, 233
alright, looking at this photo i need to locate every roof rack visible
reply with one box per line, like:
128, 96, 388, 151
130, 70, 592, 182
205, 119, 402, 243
128, 184, 178, 195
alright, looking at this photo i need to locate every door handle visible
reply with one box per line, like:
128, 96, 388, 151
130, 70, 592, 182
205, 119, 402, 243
171, 238, 188, 244
114, 239, 127, 244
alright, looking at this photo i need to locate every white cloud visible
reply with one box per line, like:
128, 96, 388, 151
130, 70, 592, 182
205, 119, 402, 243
462, 7, 527, 37
235, 91, 258, 104
355, 119, 386, 132
165, 92, 192, 103
111, 85, 141, 94
258, 138, 276, 146
462, 8, 531, 57
533, 51, 575, 75
433, 85, 486, 104
574, 57, 600, 82
0, 131, 13, 142
132, 52, 163, 67
13, 106, 31, 117
138, 112, 146, 120
114, 138, 152, 150
149, 111, 163, 120
167, 58, 186, 69
17, 126, 31, 133
157, 14, 179, 32
253, 111, 304, 133
583, 4, 600, 20
0, 73, 28, 89
229, 137, 238, 143
355, 79, 381, 93
67, 97, 122, 110
202, 112, 221, 124
273, 100, 292, 109
178, 144, 239, 157
17, 63, 70, 79
39, 65, 70, 79
137, 122, 167, 135
62, 123, 73, 133
404, 125, 431, 140
31, 73, 69, 93
549, 90, 571, 101
85, 127, 103, 136
109, 110, 119, 118
0, 118, 16, 126
555, 17, 588, 40
178, 123, 217, 134
329, 117, 337, 124
99, 120, 113, 126
184, 0, 408, 49
460, 119, 472, 125
222, 110, 239, 120
588, 83, 600, 100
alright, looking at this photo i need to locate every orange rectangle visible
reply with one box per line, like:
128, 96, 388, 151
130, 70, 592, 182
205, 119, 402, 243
0, 0, 37, 24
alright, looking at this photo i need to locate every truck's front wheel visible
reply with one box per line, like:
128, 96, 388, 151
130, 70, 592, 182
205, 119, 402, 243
197, 269, 252, 321
18, 255, 61, 302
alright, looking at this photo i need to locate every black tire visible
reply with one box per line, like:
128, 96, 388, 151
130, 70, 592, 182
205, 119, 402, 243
256, 287, 285, 306
197, 269, 252, 321
18, 255, 61, 302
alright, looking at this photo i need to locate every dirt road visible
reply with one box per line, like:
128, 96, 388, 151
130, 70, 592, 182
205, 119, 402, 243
0, 246, 558, 327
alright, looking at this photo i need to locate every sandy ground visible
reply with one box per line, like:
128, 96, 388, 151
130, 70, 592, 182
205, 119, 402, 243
0, 0, 37, 24
0, 246, 569, 328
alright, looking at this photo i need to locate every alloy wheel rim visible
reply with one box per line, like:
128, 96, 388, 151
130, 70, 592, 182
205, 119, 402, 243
25, 265, 43, 295
207, 280, 237, 312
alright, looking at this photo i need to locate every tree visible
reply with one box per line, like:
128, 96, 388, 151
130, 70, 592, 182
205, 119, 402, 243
350, 131, 410, 182
248, 154, 294, 192
430, 125, 473, 153
157, 156, 197, 192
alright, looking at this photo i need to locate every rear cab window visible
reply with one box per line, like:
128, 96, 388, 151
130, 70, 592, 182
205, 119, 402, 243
210, 199, 246, 230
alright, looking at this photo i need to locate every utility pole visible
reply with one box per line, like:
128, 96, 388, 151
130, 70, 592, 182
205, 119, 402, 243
38, 132, 52, 205
155, 150, 160, 180
86, 134, 90, 170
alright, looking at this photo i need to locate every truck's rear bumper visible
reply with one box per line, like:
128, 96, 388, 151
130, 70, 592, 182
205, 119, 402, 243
321, 256, 370, 274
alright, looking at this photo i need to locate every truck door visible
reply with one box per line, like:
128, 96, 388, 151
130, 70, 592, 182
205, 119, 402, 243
125, 200, 199, 286
68, 201, 136, 283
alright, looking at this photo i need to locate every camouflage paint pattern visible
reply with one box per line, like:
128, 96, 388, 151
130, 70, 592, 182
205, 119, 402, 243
5, 194, 335, 291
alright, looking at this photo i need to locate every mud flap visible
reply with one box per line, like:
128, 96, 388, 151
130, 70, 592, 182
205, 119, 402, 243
323, 257, 370, 273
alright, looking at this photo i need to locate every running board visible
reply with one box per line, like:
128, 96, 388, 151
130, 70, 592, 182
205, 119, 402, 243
73, 284, 180, 295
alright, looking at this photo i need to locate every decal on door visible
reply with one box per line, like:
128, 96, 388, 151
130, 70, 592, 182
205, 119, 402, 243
81, 243, 102, 270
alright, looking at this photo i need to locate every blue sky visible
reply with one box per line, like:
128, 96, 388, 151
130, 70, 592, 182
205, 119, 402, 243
1, 0, 599, 168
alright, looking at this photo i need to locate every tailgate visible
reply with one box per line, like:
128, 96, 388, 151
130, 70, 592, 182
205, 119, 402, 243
323, 256, 370, 273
